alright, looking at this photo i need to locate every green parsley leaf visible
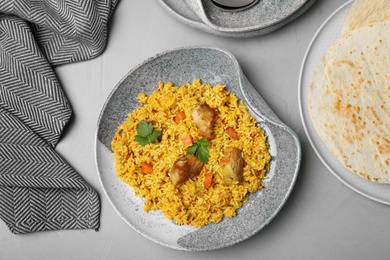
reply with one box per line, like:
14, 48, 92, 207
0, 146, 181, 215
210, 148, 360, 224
197, 138, 210, 147
187, 138, 210, 164
136, 120, 153, 137
187, 143, 198, 154
196, 145, 209, 164
134, 135, 149, 146
149, 129, 162, 142
135, 120, 161, 146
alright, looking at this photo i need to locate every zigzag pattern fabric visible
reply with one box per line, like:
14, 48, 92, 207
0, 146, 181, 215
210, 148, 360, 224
0, 0, 118, 234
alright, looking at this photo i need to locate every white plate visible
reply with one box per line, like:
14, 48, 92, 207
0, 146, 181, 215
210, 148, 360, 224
299, 0, 390, 204
96, 46, 301, 251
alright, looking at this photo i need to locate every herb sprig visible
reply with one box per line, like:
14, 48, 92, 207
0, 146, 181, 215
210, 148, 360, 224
135, 120, 162, 146
188, 138, 210, 164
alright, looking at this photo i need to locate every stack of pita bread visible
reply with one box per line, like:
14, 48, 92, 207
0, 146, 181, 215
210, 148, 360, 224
308, 0, 390, 183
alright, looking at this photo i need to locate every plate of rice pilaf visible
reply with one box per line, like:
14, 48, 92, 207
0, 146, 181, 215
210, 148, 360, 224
95, 46, 301, 251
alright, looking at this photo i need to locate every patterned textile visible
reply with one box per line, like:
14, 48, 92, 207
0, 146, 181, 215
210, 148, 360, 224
0, 0, 118, 234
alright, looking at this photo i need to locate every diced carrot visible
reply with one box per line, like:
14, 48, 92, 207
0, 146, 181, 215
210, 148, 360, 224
141, 162, 153, 175
226, 127, 239, 140
182, 135, 193, 147
204, 171, 213, 189
258, 169, 266, 176
174, 111, 186, 124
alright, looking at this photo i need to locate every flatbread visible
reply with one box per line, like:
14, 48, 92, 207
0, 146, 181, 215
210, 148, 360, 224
342, 0, 390, 35
309, 21, 390, 183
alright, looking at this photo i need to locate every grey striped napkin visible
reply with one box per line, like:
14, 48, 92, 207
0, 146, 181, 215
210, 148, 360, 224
0, 0, 118, 234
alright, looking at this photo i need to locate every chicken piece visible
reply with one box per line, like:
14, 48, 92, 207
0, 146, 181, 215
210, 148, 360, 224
187, 154, 204, 178
191, 103, 216, 140
219, 147, 245, 184
170, 160, 189, 187
170, 155, 204, 187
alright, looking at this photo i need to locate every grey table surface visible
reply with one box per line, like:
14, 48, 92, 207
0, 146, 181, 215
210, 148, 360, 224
2, 0, 390, 259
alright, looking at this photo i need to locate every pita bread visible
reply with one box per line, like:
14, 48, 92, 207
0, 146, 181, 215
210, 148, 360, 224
309, 21, 390, 183
342, 0, 390, 35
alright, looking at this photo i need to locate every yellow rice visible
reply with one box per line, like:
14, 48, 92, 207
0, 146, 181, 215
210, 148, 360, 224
111, 79, 271, 227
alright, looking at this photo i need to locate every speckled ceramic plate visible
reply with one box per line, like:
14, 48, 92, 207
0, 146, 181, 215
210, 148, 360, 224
157, 0, 317, 38
95, 46, 301, 251
299, 1, 390, 204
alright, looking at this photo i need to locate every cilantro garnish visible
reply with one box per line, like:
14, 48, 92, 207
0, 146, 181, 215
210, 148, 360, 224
188, 138, 210, 164
135, 120, 162, 146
